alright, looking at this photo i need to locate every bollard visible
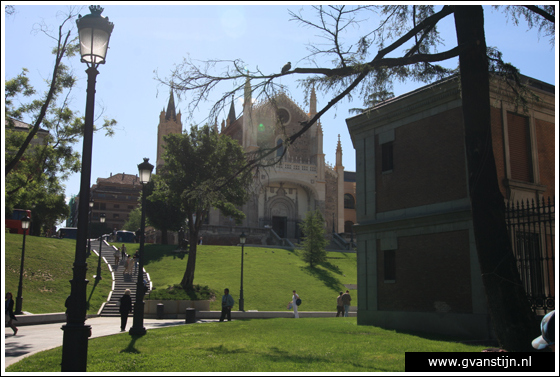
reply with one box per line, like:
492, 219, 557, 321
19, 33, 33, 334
185, 308, 196, 323
157, 303, 164, 319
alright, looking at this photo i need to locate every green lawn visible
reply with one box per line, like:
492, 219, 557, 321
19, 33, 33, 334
6, 318, 487, 372
134, 243, 358, 311
4, 233, 112, 315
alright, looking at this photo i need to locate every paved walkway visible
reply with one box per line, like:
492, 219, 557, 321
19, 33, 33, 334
3, 316, 197, 367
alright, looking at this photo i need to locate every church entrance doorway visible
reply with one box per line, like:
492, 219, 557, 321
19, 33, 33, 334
272, 216, 287, 238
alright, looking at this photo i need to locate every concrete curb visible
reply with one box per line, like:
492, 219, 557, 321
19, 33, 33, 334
14, 310, 357, 325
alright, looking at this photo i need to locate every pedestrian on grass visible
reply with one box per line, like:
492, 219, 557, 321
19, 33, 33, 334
336, 291, 344, 317
292, 290, 300, 318
5, 292, 18, 336
342, 290, 351, 317
119, 289, 133, 331
219, 288, 234, 322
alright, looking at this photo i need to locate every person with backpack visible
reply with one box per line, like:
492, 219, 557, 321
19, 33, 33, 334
291, 290, 300, 318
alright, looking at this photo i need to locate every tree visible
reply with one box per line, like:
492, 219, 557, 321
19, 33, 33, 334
160, 125, 253, 291
299, 210, 329, 268
4, 7, 116, 229
144, 176, 187, 245
123, 206, 141, 233
159, 5, 554, 351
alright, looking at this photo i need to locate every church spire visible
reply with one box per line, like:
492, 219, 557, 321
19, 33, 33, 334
227, 95, 236, 126
309, 84, 317, 118
336, 134, 343, 167
165, 89, 177, 121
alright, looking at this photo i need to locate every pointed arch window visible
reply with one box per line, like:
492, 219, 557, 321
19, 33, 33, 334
276, 139, 284, 157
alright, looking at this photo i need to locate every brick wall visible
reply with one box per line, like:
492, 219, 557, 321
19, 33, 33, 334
376, 108, 468, 212
377, 230, 472, 313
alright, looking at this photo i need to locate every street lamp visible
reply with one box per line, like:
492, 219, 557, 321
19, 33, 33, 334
94, 213, 106, 280
129, 158, 154, 336
61, 5, 113, 372
87, 199, 94, 258
239, 231, 246, 312
14, 216, 31, 315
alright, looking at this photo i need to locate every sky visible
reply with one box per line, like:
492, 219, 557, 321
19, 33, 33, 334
3, 3, 557, 227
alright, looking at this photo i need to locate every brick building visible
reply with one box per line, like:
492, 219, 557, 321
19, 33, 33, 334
346, 74, 555, 339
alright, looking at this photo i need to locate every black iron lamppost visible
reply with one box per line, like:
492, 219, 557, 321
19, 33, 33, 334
14, 216, 31, 315
239, 232, 246, 312
61, 5, 113, 372
94, 213, 106, 280
87, 199, 94, 258
129, 158, 154, 336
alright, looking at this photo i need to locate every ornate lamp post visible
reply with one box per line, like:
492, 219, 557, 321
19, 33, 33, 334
94, 213, 106, 280
61, 5, 113, 372
87, 199, 94, 258
239, 232, 246, 312
14, 216, 31, 315
129, 158, 154, 336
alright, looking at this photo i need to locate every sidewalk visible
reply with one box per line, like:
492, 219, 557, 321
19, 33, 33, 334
3, 316, 187, 367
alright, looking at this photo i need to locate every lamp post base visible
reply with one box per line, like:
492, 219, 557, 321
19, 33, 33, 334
61, 323, 91, 372
129, 300, 146, 336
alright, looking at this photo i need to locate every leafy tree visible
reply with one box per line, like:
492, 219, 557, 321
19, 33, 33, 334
160, 125, 253, 290
123, 206, 141, 233
299, 210, 329, 268
144, 176, 187, 245
4, 6, 116, 231
159, 5, 554, 351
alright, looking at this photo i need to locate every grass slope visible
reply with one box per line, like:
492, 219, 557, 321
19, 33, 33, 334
137, 244, 357, 311
6, 318, 487, 372
4, 233, 112, 314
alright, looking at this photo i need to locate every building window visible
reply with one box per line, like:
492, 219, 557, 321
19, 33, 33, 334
344, 194, 355, 209
384, 250, 396, 282
114, 204, 120, 209
507, 112, 533, 182
381, 141, 393, 172
276, 139, 284, 157
113, 214, 119, 219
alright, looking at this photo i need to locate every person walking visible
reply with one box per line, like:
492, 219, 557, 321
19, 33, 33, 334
5, 292, 18, 336
119, 289, 133, 331
292, 290, 300, 318
219, 288, 234, 322
125, 255, 134, 275
342, 290, 352, 317
120, 244, 127, 260
336, 291, 344, 317
133, 250, 139, 273
113, 248, 120, 266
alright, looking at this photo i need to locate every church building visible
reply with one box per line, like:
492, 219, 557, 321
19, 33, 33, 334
156, 81, 356, 243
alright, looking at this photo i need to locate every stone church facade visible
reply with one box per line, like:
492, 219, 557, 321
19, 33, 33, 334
156, 82, 355, 242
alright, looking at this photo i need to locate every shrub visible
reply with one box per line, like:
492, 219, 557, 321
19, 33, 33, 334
148, 284, 216, 301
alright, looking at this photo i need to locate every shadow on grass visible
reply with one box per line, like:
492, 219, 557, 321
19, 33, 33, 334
301, 266, 342, 291
317, 260, 342, 275
86, 278, 100, 311
121, 335, 142, 354
206, 344, 248, 355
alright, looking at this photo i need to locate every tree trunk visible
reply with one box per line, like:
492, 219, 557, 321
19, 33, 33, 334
454, 5, 537, 351
181, 228, 198, 291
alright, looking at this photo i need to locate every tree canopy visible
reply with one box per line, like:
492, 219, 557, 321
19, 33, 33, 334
159, 124, 253, 290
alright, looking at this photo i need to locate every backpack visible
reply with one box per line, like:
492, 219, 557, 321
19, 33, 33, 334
296, 298, 302, 306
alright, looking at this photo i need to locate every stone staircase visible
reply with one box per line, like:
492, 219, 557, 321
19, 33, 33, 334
89, 240, 151, 317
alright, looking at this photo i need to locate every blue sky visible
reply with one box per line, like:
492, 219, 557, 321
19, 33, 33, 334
3, 3, 557, 221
